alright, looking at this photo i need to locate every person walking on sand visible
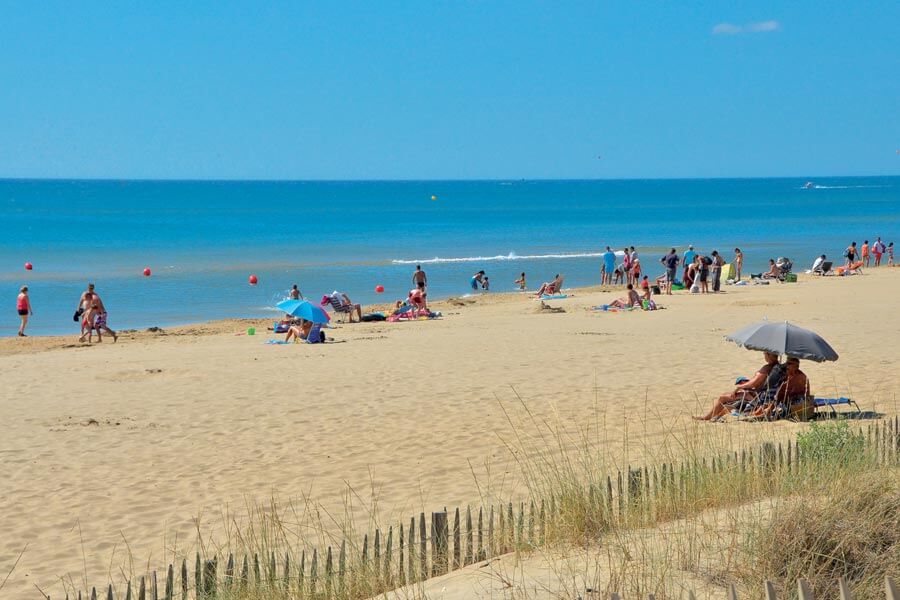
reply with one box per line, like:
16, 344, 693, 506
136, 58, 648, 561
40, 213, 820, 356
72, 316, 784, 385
289, 284, 302, 300
872, 237, 886, 267
711, 250, 724, 292
16, 286, 32, 337
844, 242, 857, 267
733, 248, 744, 281
861, 240, 870, 268
79, 285, 117, 342
888, 242, 894, 266
412, 265, 427, 292
75, 283, 97, 322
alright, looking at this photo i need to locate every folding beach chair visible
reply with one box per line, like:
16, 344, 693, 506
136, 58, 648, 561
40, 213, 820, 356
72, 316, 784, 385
813, 397, 861, 417
816, 261, 833, 276
305, 323, 325, 344
327, 295, 353, 322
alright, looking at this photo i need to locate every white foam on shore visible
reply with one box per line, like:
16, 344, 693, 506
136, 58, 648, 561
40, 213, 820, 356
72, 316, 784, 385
391, 251, 603, 265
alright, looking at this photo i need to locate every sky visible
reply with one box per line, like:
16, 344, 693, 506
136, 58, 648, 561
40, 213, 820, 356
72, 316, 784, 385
0, 2, 898, 180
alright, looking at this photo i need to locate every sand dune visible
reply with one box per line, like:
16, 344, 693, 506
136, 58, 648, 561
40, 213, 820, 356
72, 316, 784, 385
1, 269, 898, 597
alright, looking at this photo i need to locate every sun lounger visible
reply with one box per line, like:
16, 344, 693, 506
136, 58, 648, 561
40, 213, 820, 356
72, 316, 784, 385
814, 397, 860, 416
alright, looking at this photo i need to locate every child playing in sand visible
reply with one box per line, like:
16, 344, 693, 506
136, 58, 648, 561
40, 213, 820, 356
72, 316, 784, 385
514, 272, 526, 291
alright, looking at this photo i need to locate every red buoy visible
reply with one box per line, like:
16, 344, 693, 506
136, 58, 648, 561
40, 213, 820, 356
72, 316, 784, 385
249, 274, 258, 285
24, 262, 33, 271
375, 284, 385, 293
143, 267, 152, 277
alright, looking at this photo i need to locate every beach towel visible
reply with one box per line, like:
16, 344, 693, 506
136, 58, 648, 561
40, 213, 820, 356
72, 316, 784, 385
540, 294, 568, 300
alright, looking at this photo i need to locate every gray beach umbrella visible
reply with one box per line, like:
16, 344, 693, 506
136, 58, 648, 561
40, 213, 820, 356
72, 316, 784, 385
725, 320, 839, 362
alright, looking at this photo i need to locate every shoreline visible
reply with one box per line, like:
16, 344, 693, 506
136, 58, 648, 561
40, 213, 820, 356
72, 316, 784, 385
4, 269, 896, 352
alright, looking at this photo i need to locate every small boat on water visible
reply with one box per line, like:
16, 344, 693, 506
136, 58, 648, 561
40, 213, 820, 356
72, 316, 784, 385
803, 181, 815, 189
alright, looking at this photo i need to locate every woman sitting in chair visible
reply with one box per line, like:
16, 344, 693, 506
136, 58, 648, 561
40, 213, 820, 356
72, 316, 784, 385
694, 352, 781, 421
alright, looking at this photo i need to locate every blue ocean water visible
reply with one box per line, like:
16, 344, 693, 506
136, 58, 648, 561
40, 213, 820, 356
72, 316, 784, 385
2, 177, 898, 336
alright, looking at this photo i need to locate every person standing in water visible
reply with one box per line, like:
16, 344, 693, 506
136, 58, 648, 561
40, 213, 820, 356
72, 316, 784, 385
514, 272, 526, 290
412, 265, 428, 295
289, 284, 302, 300
17, 286, 32, 337
470, 270, 485, 291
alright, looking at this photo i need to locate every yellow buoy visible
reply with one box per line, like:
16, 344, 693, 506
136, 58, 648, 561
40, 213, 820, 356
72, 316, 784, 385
430, 195, 437, 201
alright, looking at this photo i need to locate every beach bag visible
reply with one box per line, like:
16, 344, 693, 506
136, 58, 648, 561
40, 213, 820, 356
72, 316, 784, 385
690, 282, 700, 293
73, 307, 84, 322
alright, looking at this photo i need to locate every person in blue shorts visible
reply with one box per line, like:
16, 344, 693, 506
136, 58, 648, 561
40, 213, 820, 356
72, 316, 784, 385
470, 270, 485, 290
601, 246, 616, 285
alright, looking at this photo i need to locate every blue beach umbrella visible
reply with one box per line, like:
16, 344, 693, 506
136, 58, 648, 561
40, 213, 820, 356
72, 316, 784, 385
275, 299, 331, 324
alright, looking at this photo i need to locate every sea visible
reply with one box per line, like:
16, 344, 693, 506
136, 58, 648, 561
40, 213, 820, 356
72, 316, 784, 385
2, 177, 898, 336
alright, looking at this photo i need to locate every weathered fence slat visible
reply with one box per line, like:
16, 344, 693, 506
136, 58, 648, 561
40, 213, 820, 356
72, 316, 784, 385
432, 510, 449, 576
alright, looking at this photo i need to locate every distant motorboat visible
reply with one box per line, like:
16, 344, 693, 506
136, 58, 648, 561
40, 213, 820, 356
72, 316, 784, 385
803, 181, 815, 189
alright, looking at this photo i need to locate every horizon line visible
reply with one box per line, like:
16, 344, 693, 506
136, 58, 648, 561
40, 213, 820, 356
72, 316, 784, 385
1, 174, 897, 184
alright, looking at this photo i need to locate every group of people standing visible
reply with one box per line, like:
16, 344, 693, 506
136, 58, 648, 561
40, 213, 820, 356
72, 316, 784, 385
846, 238, 894, 268
601, 245, 743, 296
14, 283, 117, 341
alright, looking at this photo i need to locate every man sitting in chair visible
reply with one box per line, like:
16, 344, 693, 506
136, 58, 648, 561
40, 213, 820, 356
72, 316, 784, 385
811, 255, 827, 274
330, 291, 362, 323
694, 352, 781, 421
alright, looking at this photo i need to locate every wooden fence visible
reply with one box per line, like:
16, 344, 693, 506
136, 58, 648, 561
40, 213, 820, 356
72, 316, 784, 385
59, 417, 899, 600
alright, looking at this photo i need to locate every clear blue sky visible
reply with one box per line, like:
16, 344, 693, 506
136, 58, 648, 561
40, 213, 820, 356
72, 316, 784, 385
1, 2, 898, 180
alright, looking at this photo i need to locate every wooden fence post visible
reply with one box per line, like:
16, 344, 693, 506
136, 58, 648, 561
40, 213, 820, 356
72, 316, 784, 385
838, 576, 852, 600
465, 506, 474, 565
298, 551, 305, 594
477, 507, 485, 561
399, 523, 406, 586
202, 559, 216, 596
452, 507, 461, 569
798, 578, 814, 600
182, 559, 190, 598
309, 549, 318, 596
886, 575, 898, 600
165, 564, 173, 600
431, 510, 449, 576
419, 512, 427, 581
487, 505, 494, 558
408, 517, 415, 582
385, 527, 394, 585
339, 540, 347, 596
764, 580, 777, 600
139, 576, 146, 600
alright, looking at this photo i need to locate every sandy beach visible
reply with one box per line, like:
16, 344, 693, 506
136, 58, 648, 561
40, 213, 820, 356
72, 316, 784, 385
2, 269, 898, 597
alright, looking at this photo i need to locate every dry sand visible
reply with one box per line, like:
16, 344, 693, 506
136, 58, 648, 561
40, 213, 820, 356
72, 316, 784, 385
1, 269, 898, 597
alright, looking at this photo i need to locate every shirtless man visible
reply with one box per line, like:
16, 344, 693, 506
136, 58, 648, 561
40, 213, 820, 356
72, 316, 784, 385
412, 265, 427, 291
755, 357, 809, 420
694, 352, 780, 421
78, 284, 117, 342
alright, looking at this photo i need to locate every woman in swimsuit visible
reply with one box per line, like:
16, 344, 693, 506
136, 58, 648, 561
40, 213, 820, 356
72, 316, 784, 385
16, 286, 32, 337
609, 284, 641, 308
733, 248, 743, 281
694, 352, 780, 420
